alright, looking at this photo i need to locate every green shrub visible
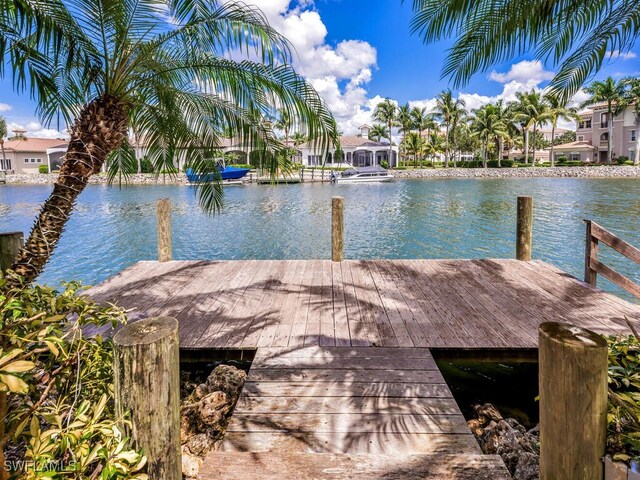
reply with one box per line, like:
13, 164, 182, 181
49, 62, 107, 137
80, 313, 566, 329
486, 160, 515, 168
616, 156, 630, 165
38, 165, 49, 174
458, 160, 481, 168
514, 162, 534, 168
422, 162, 434, 168
556, 155, 568, 164
380, 160, 389, 169
0, 278, 147, 479
394, 166, 407, 170
228, 164, 253, 169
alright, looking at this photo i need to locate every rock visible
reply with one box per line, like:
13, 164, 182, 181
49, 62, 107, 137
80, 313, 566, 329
194, 383, 209, 400
474, 403, 503, 423
469, 403, 540, 478
199, 391, 231, 427
513, 452, 540, 480
206, 365, 247, 404
185, 433, 216, 456
181, 448, 203, 479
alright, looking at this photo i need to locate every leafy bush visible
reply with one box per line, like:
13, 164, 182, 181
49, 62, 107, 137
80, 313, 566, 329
37, 165, 49, 174
486, 160, 515, 168
607, 334, 640, 464
556, 155, 568, 164
380, 160, 389, 169
616, 156, 630, 165
0, 278, 147, 479
422, 162, 434, 168
458, 160, 481, 168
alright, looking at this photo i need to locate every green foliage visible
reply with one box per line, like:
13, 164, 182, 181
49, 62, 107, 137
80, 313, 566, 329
379, 160, 389, 169
37, 165, 48, 174
617, 156, 630, 165
0, 278, 146, 479
607, 335, 640, 464
552, 131, 577, 146
556, 155, 569, 164
228, 164, 253, 169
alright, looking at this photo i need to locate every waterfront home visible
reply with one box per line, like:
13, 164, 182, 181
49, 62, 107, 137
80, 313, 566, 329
0, 135, 68, 173
297, 124, 399, 168
564, 104, 637, 162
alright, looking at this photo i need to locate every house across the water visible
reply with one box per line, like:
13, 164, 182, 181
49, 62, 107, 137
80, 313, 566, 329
0, 131, 68, 174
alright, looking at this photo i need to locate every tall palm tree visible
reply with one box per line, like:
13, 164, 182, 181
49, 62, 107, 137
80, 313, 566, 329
275, 108, 293, 145
369, 124, 389, 142
0, 116, 7, 171
511, 91, 550, 164
403, 131, 425, 167
291, 132, 307, 146
544, 93, 580, 166
396, 103, 413, 164
408, 0, 640, 100
470, 104, 508, 168
432, 89, 465, 167
373, 98, 398, 167
0, 0, 336, 285
425, 130, 445, 163
493, 100, 512, 167
624, 77, 640, 165
582, 77, 627, 164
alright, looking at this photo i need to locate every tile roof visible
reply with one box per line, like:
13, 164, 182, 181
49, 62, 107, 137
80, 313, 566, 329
4, 138, 68, 152
552, 141, 598, 150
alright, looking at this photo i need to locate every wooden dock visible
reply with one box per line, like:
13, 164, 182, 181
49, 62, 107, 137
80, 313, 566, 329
89, 259, 640, 349
89, 258, 640, 478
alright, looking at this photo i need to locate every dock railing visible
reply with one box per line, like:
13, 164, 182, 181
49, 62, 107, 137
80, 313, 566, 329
584, 220, 640, 299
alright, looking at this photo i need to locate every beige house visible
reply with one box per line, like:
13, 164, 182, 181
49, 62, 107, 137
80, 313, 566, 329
1, 136, 68, 174
554, 104, 637, 163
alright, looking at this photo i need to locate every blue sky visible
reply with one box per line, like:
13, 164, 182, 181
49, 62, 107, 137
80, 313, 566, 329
1, 0, 639, 136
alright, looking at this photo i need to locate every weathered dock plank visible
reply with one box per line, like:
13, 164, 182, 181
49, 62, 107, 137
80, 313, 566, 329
89, 259, 640, 348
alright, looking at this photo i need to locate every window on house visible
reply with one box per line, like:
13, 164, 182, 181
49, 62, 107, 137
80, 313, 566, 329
632, 130, 637, 142
570, 152, 580, 161
578, 135, 584, 141
600, 113, 608, 128
586, 119, 592, 128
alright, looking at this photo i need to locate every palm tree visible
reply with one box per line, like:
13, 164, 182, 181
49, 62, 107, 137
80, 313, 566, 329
373, 99, 398, 167
396, 103, 413, 164
470, 104, 508, 168
432, 90, 466, 167
0, 0, 336, 285
0, 116, 7, 171
403, 132, 425, 167
511, 91, 550, 164
369, 124, 390, 142
425, 131, 445, 164
624, 77, 640, 165
408, 1, 640, 100
493, 100, 512, 167
291, 132, 307, 146
275, 108, 293, 145
582, 77, 628, 164
544, 93, 580, 166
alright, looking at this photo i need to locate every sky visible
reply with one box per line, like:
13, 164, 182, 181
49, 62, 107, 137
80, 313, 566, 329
1, 0, 639, 138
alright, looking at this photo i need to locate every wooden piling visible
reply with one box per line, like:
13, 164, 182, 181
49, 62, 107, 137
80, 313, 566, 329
516, 196, 533, 260
332, 196, 344, 262
157, 198, 172, 262
539, 322, 608, 480
114, 317, 181, 480
584, 220, 598, 286
0, 232, 24, 273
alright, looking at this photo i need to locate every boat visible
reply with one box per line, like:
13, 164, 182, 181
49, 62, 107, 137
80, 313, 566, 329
185, 165, 251, 184
334, 165, 394, 183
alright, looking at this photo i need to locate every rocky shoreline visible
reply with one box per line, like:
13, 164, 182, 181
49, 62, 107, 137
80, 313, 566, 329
4, 165, 640, 185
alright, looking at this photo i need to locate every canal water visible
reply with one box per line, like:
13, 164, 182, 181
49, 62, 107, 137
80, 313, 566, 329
1, 178, 639, 299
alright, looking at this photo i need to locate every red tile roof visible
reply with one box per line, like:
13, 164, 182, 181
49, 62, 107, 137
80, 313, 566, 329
4, 138, 68, 152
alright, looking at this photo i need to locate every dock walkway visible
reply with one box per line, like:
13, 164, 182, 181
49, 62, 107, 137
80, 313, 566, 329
89, 259, 640, 478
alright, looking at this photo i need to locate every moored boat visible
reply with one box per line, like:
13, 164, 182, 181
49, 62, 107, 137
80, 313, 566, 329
185, 165, 251, 183
334, 165, 394, 183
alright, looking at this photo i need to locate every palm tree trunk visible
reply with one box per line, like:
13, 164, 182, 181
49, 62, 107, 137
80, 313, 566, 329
607, 108, 613, 164
532, 125, 537, 166
635, 116, 640, 166
444, 125, 450, 168
6, 95, 128, 287
498, 137, 503, 168
524, 129, 529, 164
388, 121, 393, 168
550, 124, 556, 167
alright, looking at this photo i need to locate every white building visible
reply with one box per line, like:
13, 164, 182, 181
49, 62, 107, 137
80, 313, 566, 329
297, 125, 399, 168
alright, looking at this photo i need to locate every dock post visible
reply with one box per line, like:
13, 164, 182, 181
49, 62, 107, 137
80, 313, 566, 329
539, 322, 607, 480
516, 196, 533, 260
0, 231, 24, 273
114, 317, 181, 480
332, 196, 344, 262
157, 198, 172, 262
584, 220, 598, 286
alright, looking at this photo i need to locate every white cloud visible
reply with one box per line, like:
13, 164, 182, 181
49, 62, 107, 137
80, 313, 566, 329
7, 121, 67, 139
488, 60, 554, 84
0, 103, 11, 112
606, 50, 637, 61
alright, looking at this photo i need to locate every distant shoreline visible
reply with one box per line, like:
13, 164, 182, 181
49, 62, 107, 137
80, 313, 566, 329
4, 165, 640, 185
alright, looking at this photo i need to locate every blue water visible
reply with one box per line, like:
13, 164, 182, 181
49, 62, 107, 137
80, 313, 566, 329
1, 179, 639, 300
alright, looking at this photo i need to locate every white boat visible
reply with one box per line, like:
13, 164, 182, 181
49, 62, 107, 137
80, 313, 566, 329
334, 166, 394, 183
